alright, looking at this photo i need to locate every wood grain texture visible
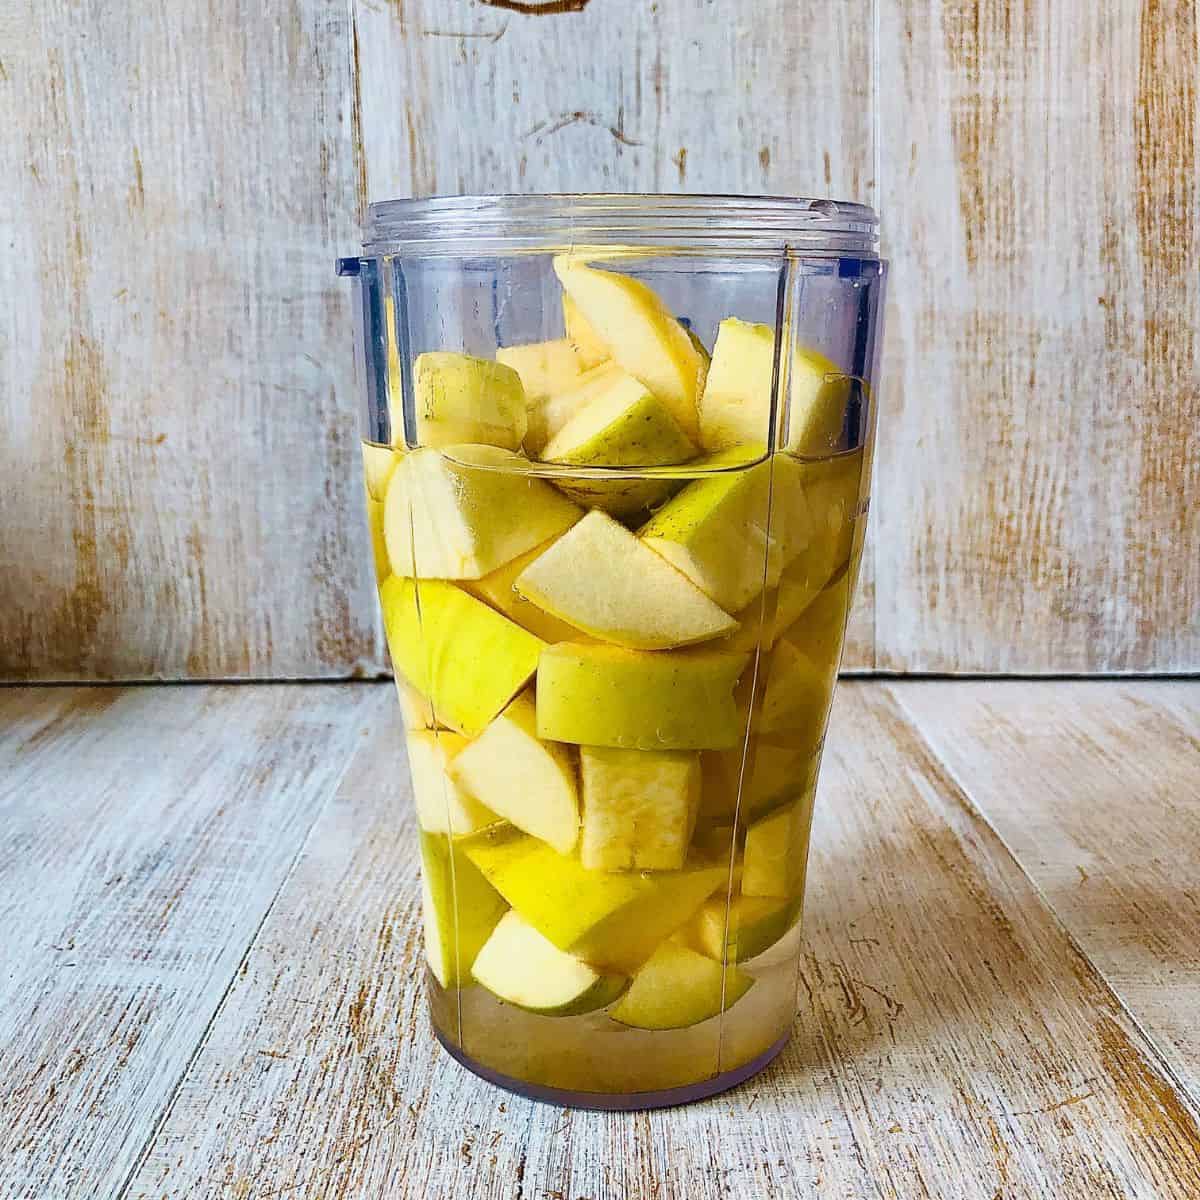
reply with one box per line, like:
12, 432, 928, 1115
0, 683, 385, 1200
875, 0, 1200, 671
894, 679, 1200, 1104
0, 1, 383, 680
126, 681, 1200, 1199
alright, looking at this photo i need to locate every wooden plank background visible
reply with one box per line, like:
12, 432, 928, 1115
2, 0, 1196, 680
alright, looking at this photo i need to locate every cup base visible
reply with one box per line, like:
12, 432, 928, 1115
434, 1027, 790, 1112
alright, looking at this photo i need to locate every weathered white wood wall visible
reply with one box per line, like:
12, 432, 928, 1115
2, 0, 1196, 679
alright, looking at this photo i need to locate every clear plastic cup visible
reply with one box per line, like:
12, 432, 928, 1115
338, 195, 886, 1109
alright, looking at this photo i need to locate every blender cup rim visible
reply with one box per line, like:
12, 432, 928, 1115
364, 193, 880, 257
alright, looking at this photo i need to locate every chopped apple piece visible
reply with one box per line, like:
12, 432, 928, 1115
562, 293, 609, 370
693, 318, 849, 455
472, 911, 627, 1015
758, 637, 838, 740
379, 575, 543, 737
743, 792, 816, 899
698, 738, 819, 823
383, 446, 581, 579
408, 730, 498, 836
553, 256, 704, 441
515, 511, 736, 649
363, 443, 398, 501
496, 339, 583, 402
526, 360, 626, 457
697, 318, 776, 452
685, 893, 799, 963
461, 539, 586, 644
412, 352, 527, 450
610, 941, 753, 1029
579, 746, 700, 871
420, 830, 508, 989
788, 346, 851, 456
536, 642, 750, 750
396, 680, 438, 729
449, 692, 580, 855
638, 449, 774, 612
639, 449, 816, 613
541, 373, 696, 516
461, 823, 727, 971
366, 496, 389, 584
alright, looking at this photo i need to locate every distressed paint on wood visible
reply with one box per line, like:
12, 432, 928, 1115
4, 0, 1199, 682
127, 682, 1200, 1198
874, 0, 1200, 671
0, 683, 386, 1200
894, 679, 1200, 1104
0, 1, 382, 681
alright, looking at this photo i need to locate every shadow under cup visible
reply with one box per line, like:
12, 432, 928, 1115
340, 195, 886, 1109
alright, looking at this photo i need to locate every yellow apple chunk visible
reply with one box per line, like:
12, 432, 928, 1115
525, 361, 626, 458
743, 792, 816, 899
787, 346, 851, 456
461, 823, 727, 972
449, 692, 580, 855
461, 539, 586, 644
698, 738, 819, 823
396, 679, 439, 730
536, 642, 750, 750
515, 510, 737, 650
379, 575, 543, 737
692, 317, 849, 456
553, 256, 705, 441
610, 941, 754, 1030
496, 339, 583, 402
420, 830, 508, 989
579, 746, 701, 871
366, 495, 389, 584
639, 449, 817, 615
697, 318, 776, 452
362, 443, 398, 501
562, 293, 610, 370
408, 730, 498, 836
685, 893, 799, 963
412, 352, 527, 450
383, 446, 581, 580
540, 373, 697, 516
472, 911, 627, 1015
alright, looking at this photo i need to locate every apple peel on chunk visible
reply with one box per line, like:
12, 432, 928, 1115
553, 256, 705, 442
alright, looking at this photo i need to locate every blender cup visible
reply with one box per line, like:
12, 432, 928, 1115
338, 195, 885, 1110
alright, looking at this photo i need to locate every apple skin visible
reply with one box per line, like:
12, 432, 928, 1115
412, 351, 528, 450
540, 372, 697, 517
554, 256, 705, 442
610, 941, 754, 1030
536, 642, 750, 751
460, 823, 727, 973
683, 893, 801, 964
379, 575, 544, 737
471, 911, 627, 1016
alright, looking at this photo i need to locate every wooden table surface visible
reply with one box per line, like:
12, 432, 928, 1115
2, 680, 1198, 1199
